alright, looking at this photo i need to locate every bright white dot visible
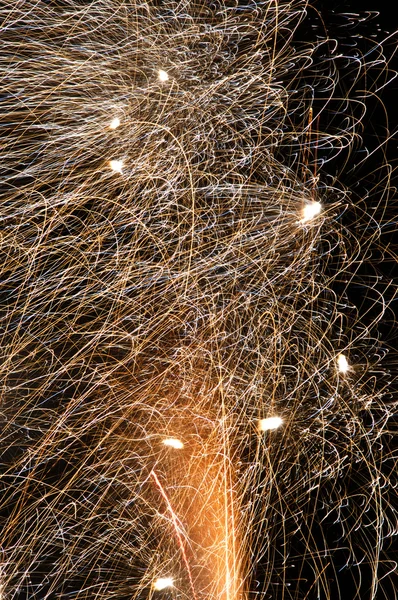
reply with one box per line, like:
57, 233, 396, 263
162, 438, 184, 449
153, 577, 174, 591
337, 353, 349, 373
259, 416, 283, 431
302, 201, 322, 222
109, 159, 123, 173
158, 69, 169, 82
109, 117, 121, 129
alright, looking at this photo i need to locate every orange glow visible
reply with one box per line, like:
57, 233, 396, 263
151, 425, 243, 600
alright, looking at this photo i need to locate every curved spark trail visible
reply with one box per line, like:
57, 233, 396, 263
150, 469, 198, 600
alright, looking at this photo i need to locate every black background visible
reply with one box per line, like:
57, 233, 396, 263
299, 1, 397, 599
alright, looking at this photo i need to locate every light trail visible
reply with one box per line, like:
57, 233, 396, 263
150, 469, 197, 600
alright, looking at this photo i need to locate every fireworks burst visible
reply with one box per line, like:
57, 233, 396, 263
0, 1, 396, 599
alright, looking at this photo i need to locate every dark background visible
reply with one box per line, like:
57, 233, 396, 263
295, 1, 397, 599
251, 1, 398, 598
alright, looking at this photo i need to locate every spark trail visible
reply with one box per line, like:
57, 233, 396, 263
150, 469, 198, 600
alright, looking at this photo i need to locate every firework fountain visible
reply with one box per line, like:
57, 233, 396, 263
0, 1, 396, 599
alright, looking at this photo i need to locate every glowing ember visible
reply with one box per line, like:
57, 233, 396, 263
158, 69, 169, 82
109, 117, 121, 129
153, 577, 174, 591
302, 201, 322, 222
259, 416, 283, 431
337, 353, 349, 373
162, 438, 184, 449
109, 159, 123, 173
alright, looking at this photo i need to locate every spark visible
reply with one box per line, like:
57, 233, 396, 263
109, 159, 123, 173
162, 438, 184, 449
337, 353, 349, 373
301, 201, 322, 222
150, 470, 197, 600
153, 577, 174, 591
158, 69, 169, 82
259, 416, 283, 431
109, 117, 121, 129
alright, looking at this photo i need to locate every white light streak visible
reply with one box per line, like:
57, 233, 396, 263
109, 117, 121, 129
158, 69, 169, 82
337, 353, 349, 373
301, 201, 322, 222
162, 437, 184, 449
109, 159, 123, 173
259, 416, 283, 431
153, 577, 174, 591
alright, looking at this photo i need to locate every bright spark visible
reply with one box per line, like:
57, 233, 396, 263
109, 159, 123, 173
337, 353, 349, 373
153, 577, 174, 591
158, 69, 169, 82
301, 201, 322, 222
162, 438, 184, 449
109, 117, 121, 129
259, 416, 283, 431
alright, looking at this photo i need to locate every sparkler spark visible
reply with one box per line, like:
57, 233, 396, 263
337, 353, 349, 374
259, 416, 283, 431
301, 201, 322, 222
158, 69, 169, 82
109, 117, 121, 130
0, 1, 396, 600
109, 159, 123, 173
162, 438, 184, 449
153, 577, 174, 591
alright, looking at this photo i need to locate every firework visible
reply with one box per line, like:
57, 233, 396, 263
0, 1, 396, 599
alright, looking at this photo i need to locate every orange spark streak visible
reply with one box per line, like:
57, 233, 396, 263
150, 469, 198, 600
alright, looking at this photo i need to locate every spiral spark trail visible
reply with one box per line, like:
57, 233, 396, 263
0, 1, 397, 600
